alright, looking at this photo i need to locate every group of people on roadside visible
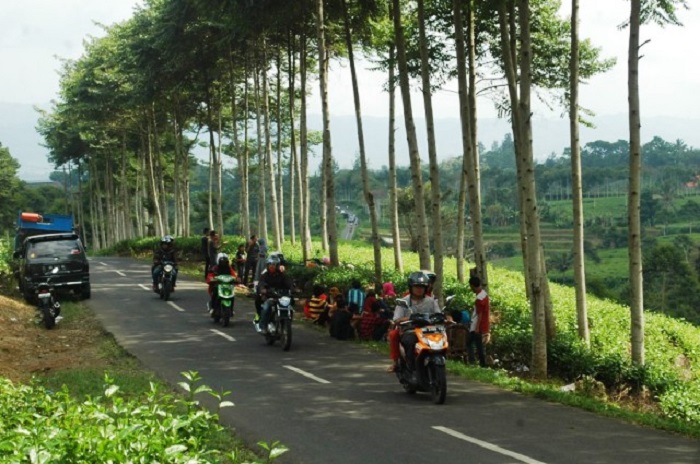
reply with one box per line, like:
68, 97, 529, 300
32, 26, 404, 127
303, 269, 491, 371
200, 229, 272, 286
163, 229, 491, 370
303, 279, 397, 342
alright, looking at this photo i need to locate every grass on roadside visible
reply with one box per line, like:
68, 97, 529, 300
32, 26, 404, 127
25, 299, 277, 463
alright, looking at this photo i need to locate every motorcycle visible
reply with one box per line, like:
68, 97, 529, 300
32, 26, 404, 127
395, 299, 450, 405
35, 273, 62, 330
255, 290, 294, 351
208, 274, 236, 327
157, 260, 176, 301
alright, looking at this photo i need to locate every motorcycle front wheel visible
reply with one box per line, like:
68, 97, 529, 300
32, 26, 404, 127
430, 364, 447, 405
280, 319, 292, 351
163, 281, 172, 301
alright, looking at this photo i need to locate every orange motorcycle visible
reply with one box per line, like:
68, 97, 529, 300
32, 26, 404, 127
396, 305, 449, 404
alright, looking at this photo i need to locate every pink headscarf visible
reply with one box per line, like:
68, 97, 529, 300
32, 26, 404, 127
382, 282, 396, 298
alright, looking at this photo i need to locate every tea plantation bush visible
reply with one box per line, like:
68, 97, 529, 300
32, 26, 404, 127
0, 373, 250, 463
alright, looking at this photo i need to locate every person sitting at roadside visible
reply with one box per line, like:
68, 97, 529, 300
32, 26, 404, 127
347, 279, 365, 315
329, 296, 357, 340
304, 284, 329, 325
358, 300, 389, 341
362, 289, 378, 315
382, 281, 397, 300
328, 287, 343, 320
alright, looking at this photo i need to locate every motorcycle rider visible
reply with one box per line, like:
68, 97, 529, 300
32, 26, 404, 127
152, 235, 178, 292
255, 256, 293, 333
387, 271, 441, 372
206, 253, 239, 311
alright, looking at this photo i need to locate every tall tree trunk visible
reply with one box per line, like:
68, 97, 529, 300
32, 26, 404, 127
498, 0, 550, 378
570, 0, 589, 346
276, 48, 285, 245
288, 31, 299, 246
342, 0, 382, 284
518, 0, 548, 379
262, 39, 281, 250
145, 113, 163, 236
392, 0, 431, 270
300, 30, 312, 262
254, 57, 268, 240
229, 52, 244, 237
417, 0, 444, 301
454, 0, 472, 284
216, 97, 225, 235
242, 54, 251, 237
316, 0, 339, 265
628, 0, 645, 366
387, 34, 403, 273
467, 0, 487, 286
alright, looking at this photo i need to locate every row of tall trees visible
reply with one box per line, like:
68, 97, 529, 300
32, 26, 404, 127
37, 0, 688, 377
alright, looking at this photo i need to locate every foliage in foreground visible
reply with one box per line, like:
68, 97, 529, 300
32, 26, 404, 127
0, 371, 287, 463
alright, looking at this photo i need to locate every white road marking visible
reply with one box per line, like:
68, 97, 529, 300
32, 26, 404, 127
283, 365, 331, 384
433, 426, 547, 464
99, 262, 108, 266
167, 301, 185, 312
138, 284, 151, 291
116, 271, 126, 277
210, 329, 236, 342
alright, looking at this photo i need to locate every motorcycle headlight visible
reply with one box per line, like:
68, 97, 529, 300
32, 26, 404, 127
428, 340, 446, 350
163, 264, 174, 273
279, 296, 292, 306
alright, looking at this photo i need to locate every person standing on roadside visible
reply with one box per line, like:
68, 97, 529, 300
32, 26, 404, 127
244, 234, 259, 286
208, 230, 222, 273
235, 243, 246, 280
201, 227, 210, 279
466, 276, 490, 367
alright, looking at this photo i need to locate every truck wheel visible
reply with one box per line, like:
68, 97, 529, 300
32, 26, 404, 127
82, 283, 91, 300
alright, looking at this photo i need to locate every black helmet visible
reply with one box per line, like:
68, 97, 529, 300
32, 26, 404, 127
217, 253, 229, 266
420, 269, 436, 283
161, 235, 174, 245
266, 255, 280, 267
407, 271, 430, 288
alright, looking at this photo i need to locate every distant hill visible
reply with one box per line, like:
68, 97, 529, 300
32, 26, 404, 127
3, 101, 699, 182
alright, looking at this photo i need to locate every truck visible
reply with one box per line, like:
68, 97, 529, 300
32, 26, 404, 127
14, 212, 75, 252
13, 212, 90, 302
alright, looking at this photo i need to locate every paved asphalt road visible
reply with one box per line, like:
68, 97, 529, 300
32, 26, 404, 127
87, 257, 700, 464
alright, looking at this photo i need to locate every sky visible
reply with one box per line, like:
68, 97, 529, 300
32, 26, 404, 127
1, 0, 699, 178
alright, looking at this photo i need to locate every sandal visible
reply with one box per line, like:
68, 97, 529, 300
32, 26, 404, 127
386, 363, 397, 373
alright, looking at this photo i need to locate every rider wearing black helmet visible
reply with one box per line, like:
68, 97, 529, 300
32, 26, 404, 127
387, 271, 441, 372
255, 255, 293, 333
152, 235, 178, 292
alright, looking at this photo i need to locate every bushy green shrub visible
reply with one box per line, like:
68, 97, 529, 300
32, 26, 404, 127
0, 372, 248, 463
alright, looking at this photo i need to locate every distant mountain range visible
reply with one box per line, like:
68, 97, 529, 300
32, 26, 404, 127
2, 101, 699, 182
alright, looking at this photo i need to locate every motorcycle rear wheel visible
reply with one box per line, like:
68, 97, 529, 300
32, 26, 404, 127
42, 305, 56, 330
430, 365, 447, 405
280, 319, 292, 351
